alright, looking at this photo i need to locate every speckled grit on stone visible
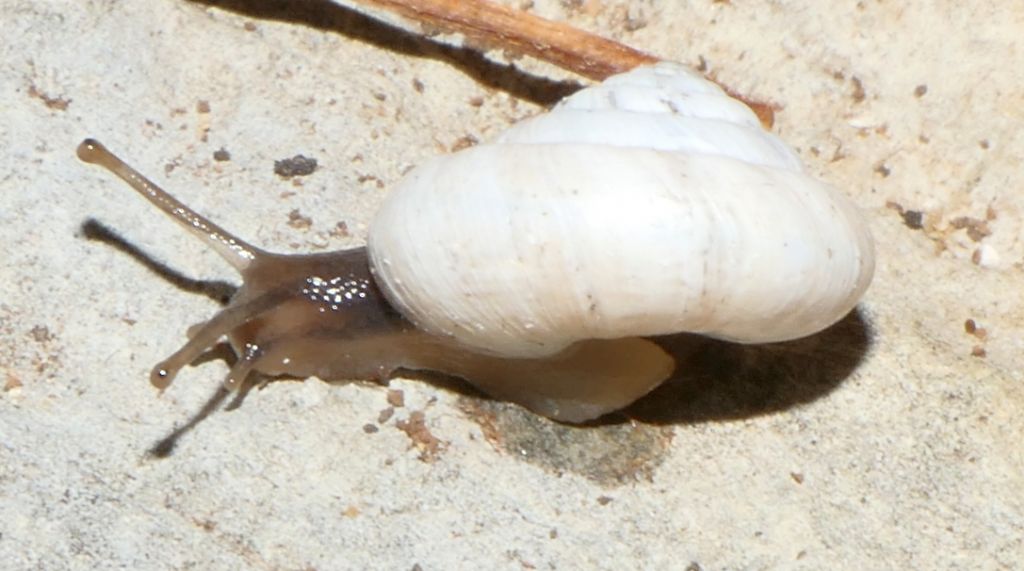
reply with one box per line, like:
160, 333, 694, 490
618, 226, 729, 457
1, 1, 1021, 569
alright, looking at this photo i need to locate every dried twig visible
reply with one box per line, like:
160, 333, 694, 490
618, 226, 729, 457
347, 0, 775, 127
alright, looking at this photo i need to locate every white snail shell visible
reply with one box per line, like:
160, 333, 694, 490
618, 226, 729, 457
369, 62, 875, 358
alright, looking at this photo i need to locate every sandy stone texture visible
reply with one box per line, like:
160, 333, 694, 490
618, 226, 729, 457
1, 0, 1022, 569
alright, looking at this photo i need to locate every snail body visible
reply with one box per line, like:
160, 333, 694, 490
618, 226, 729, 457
78, 62, 873, 423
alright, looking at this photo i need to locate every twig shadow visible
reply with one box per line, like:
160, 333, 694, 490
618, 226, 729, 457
187, 0, 581, 106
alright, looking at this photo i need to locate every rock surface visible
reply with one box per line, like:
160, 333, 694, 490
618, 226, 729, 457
1, 1, 1021, 569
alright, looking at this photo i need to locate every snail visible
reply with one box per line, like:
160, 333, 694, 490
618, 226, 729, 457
78, 62, 874, 423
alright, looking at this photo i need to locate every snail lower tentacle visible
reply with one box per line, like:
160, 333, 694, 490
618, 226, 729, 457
149, 290, 290, 389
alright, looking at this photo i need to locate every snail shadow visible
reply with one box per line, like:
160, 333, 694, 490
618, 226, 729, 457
446, 313, 873, 485
80, 219, 247, 455
624, 308, 875, 425
82, 218, 873, 457
449, 309, 874, 429
80, 219, 238, 305
187, 0, 581, 106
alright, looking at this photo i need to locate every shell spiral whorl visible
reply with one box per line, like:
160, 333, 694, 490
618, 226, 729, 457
368, 62, 875, 358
